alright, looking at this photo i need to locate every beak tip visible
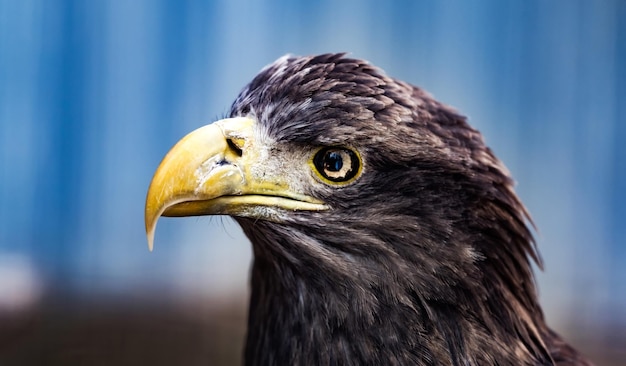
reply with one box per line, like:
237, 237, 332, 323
147, 228, 155, 252
145, 200, 162, 252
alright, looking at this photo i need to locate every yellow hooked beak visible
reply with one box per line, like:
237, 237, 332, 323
145, 117, 327, 251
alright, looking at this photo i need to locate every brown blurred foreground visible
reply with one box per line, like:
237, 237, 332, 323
0, 291, 624, 365
0, 291, 247, 366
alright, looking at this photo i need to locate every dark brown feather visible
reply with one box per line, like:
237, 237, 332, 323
229, 53, 594, 365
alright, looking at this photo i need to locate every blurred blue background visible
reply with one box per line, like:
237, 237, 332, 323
0, 0, 624, 364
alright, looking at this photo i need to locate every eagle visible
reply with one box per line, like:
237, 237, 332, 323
145, 53, 594, 365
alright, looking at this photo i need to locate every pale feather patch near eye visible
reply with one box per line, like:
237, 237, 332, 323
247, 125, 315, 199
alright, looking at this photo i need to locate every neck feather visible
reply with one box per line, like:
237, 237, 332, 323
240, 220, 552, 366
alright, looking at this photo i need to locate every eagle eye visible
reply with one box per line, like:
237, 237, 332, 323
311, 147, 361, 184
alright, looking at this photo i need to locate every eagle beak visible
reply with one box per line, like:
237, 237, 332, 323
145, 117, 326, 251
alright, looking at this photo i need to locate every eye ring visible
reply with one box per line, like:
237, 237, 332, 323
311, 147, 362, 184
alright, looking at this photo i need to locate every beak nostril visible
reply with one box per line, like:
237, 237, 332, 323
226, 138, 243, 157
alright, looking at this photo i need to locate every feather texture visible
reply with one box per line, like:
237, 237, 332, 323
227, 54, 594, 366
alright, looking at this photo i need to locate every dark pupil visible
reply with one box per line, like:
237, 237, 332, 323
325, 152, 343, 172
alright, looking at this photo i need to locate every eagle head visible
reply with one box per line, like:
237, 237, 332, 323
145, 54, 592, 366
